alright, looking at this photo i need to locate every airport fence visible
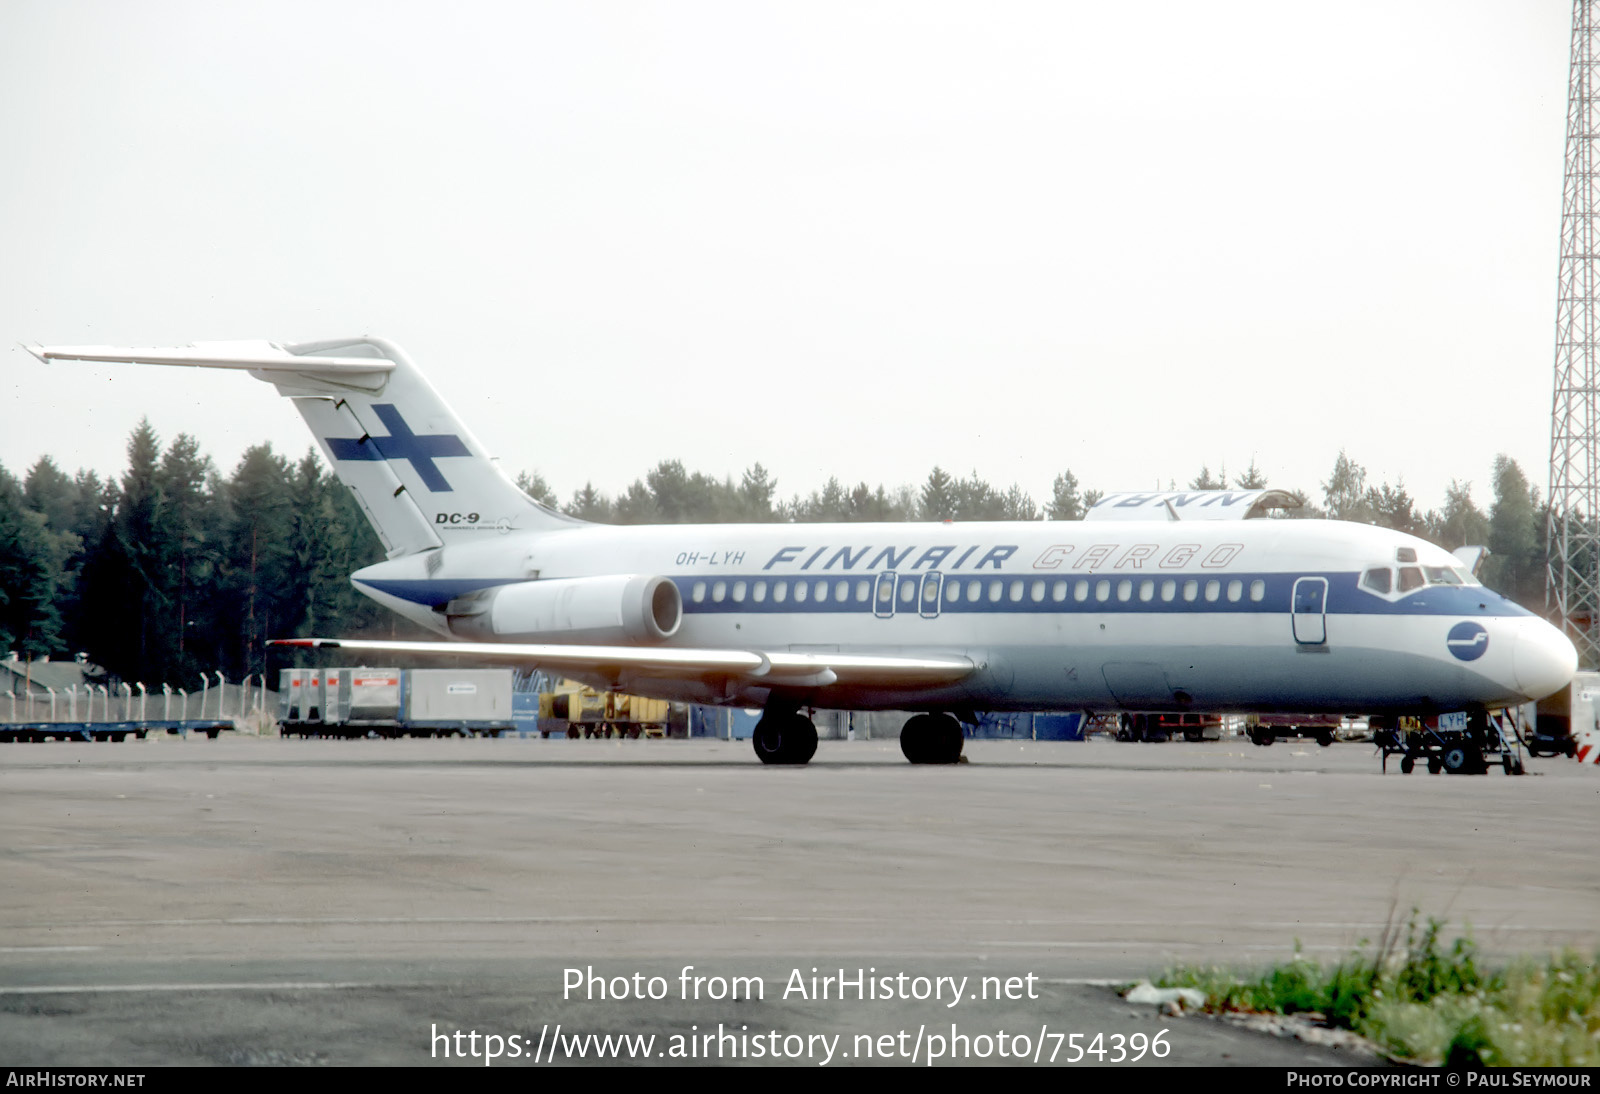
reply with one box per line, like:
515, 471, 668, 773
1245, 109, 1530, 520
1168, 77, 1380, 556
1, 674, 274, 733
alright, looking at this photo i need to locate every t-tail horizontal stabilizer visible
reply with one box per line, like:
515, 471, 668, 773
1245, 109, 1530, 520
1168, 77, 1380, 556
28, 337, 579, 558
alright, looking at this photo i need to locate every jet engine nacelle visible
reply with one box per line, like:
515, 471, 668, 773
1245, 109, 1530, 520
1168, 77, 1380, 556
446, 574, 682, 644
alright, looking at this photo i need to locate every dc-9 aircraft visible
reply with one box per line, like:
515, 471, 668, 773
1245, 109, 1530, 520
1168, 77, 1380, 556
27, 337, 1578, 765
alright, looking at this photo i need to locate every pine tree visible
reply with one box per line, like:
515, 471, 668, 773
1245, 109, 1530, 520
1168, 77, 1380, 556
1046, 471, 1084, 520
0, 462, 65, 659
919, 467, 958, 521
1483, 456, 1543, 608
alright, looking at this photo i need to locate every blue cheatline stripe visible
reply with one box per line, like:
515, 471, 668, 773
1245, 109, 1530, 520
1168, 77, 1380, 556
673, 571, 1523, 618
348, 571, 1526, 618
355, 577, 526, 606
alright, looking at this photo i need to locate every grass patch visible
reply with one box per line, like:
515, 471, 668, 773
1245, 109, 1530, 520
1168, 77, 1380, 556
1159, 912, 1600, 1066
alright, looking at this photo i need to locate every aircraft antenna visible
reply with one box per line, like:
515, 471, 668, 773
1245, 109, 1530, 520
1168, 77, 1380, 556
1548, 0, 1600, 667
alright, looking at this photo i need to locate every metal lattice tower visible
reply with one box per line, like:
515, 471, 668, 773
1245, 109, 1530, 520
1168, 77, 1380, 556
1549, 0, 1600, 667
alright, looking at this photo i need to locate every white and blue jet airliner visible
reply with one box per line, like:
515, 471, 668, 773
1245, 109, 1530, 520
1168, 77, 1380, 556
27, 337, 1579, 765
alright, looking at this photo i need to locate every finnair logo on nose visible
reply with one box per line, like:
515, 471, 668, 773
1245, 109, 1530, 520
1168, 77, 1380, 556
1446, 622, 1489, 662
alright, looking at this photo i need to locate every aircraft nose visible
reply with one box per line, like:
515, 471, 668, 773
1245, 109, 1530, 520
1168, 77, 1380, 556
1512, 618, 1579, 701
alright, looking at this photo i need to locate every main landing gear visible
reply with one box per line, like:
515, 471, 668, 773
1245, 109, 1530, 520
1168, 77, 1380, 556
899, 713, 965, 765
749, 706, 967, 766
752, 709, 818, 765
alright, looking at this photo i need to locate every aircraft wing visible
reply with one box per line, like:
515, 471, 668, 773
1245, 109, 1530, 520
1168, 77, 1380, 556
268, 638, 975, 689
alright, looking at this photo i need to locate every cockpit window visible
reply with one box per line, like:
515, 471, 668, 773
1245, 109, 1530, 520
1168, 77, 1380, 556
1423, 566, 1461, 586
1396, 547, 1417, 563
1397, 566, 1424, 593
1362, 568, 1392, 594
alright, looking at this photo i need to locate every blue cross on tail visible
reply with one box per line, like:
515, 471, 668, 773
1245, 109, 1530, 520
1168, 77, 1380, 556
326, 404, 470, 492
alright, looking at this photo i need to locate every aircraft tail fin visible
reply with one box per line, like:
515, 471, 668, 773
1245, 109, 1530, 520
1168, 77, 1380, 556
28, 337, 580, 558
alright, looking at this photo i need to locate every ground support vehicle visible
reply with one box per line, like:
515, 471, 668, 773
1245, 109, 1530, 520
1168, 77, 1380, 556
1530, 670, 1600, 760
1373, 711, 1525, 776
1116, 712, 1224, 742
538, 681, 673, 739
1245, 713, 1344, 747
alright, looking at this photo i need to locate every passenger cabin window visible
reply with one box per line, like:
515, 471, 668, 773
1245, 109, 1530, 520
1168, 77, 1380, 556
1249, 579, 1265, 602
692, 581, 707, 603
754, 581, 768, 602
1161, 579, 1176, 602
946, 580, 961, 602
775, 581, 789, 603
837, 580, 850, 602
1052, 580, 1068, 602
1397, 566, 1424, 593
732, 580, 747, 602
967, 581, 982, 603
1095, 579, 1110, 602
1362, 568, 1392, 595
712, 581, 726, 602
1116, 579, 1132, 602
1075, 580, 1090, 602
900, 580, 917, 604
1009, 580, 1024, 602
856, 580, 870, 602
988, 580, 1003, 602
814, 580, 827, 602
1226, 579, 1242, 602
1139, 579, 1154, 602
795, 581, 809, 603
1031, 580, 1046, 602
1204, 580, 1220, 602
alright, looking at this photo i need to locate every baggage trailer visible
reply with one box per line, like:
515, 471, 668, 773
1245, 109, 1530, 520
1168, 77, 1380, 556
279, 668, 514, 737
0, 719, 233, 742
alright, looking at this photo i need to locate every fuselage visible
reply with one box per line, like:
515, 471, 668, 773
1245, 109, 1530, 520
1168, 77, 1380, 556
350, 516, 1578, 716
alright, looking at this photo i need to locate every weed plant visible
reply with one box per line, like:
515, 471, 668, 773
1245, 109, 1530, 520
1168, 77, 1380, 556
1159, 911, 1599, 1066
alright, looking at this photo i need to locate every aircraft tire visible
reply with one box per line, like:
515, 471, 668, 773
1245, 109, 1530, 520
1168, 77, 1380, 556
753, 714, 817, 765
1400, 755, 1414, 774
901, 713, 963, 765
1317, 731, 1334, 747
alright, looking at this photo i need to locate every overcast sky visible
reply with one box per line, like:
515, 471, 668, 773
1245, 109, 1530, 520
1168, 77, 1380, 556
0, 1, 1575, 516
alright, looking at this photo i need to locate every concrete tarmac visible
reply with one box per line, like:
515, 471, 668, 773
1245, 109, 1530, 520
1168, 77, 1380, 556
2, 735, 1596, 1067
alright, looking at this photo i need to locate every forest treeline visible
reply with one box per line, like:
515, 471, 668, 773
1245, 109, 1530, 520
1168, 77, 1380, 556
0, 422, 1549, 689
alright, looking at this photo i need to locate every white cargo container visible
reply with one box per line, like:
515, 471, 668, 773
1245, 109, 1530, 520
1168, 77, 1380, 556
277, 667, 514, 737
402, 669, 513, 731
